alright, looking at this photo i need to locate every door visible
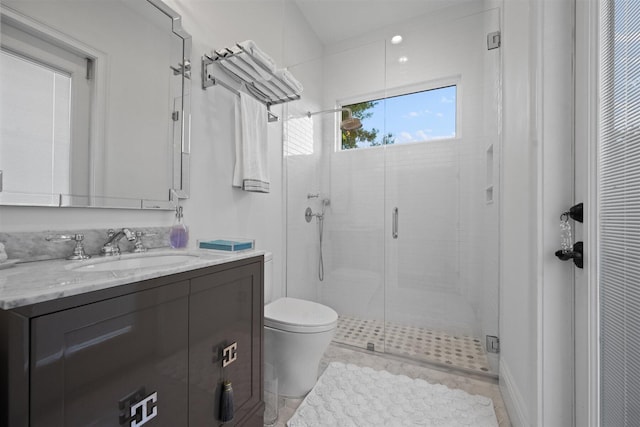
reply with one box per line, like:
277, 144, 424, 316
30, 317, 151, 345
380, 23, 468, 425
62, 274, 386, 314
188, 262, 263, 426
30, 282, 189, 427
383, 8, 502, 375
576, 0, 640, 425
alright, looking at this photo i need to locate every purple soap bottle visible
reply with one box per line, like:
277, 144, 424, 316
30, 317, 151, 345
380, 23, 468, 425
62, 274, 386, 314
170, 206, 189, 249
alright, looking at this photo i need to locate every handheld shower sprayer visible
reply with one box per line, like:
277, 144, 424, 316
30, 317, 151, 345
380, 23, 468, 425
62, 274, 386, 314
305, 197, 331, 281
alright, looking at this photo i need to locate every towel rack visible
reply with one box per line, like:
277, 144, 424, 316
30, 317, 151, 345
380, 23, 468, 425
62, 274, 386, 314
202, 43, 302, 123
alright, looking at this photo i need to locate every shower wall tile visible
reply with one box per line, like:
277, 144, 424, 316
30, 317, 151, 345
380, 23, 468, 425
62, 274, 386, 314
285, 141, 321, 302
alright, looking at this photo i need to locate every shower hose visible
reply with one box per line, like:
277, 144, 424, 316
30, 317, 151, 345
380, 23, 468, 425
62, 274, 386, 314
318, 216, 324, 282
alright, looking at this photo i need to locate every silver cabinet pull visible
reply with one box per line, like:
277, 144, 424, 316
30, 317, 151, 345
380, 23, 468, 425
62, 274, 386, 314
392, 208, 399, 239
222, 342, 238, 367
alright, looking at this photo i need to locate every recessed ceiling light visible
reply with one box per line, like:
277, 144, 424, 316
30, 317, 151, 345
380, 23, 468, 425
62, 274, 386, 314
398, 56, 408, 63
391, 35, 403, 45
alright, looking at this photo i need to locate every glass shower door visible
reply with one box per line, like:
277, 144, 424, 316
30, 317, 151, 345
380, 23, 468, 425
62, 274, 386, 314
383, 7, 501, 374
303, 40, 388, 353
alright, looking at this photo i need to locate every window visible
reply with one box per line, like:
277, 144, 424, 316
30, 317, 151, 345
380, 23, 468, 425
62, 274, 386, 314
0, 15, 92, 199
599, 0, 640, 424
341, 85, 457, 150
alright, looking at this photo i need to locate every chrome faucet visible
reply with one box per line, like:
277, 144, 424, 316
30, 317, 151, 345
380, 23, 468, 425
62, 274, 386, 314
132, 230, 157, 253
101, 228, 136, 256
45, 234, 91, 260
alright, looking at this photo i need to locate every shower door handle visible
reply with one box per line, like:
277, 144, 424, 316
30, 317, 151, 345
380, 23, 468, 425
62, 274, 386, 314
392, 208, 399, 239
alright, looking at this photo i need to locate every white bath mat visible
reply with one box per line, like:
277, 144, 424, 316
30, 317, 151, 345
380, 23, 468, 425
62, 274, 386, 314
287, 362, 498, 427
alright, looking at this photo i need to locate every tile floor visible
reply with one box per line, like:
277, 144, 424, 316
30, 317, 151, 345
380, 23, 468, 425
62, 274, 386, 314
334, 316, 492, 374
269, 343, 511, 427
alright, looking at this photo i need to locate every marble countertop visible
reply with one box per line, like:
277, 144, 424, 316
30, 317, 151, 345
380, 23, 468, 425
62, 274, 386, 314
0, 248, 265, 310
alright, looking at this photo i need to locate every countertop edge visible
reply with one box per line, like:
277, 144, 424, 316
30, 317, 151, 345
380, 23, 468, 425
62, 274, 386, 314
0, 249, 266, 310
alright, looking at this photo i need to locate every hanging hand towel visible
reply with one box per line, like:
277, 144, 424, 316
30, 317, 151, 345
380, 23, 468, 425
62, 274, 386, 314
233, 92, 269, 193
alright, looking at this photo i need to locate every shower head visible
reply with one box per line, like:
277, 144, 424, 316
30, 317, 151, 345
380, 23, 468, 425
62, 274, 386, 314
307, 108, 363, 131
340, 115, 362, 131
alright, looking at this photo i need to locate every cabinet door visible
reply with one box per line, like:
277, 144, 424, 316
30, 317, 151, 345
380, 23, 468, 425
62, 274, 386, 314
189, 261, 263, 426
30, 282, 189, 427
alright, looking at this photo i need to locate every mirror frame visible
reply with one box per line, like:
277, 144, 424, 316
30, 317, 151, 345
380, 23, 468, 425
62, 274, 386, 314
0, 0, 191, 210
148, 0, 191, 208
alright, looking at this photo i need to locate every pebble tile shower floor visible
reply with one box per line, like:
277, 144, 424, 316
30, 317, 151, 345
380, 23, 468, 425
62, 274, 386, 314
334, 316, 492, 374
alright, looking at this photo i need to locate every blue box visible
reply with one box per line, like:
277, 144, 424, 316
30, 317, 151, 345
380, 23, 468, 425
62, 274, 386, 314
199, 239, 254, 251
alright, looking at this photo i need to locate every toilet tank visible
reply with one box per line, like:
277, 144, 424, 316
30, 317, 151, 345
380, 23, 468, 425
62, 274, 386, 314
264, 252, 273, 304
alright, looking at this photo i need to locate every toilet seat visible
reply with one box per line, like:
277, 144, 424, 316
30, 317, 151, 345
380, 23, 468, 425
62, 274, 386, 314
265, 297, 338, 333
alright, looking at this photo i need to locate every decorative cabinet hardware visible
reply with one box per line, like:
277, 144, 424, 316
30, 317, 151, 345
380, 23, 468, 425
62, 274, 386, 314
119, 388, 158, 427
130, 392, 158, 427
219, 381, 234, 423
222, 342, 238, 367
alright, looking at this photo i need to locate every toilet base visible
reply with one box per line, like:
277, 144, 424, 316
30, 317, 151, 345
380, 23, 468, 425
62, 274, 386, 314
264, 326, 335, 398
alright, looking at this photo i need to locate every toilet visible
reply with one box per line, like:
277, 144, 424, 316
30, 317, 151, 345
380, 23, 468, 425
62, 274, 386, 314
263, 253, 338, 398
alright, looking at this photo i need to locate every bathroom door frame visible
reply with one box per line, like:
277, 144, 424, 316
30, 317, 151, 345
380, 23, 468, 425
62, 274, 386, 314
574, 0, 600, 425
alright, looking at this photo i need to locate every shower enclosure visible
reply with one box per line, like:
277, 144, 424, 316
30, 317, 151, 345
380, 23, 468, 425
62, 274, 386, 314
284, 3, 501, 375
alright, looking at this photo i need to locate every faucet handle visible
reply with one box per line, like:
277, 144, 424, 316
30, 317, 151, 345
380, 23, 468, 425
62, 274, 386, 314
45, 234, 91, 260
132, 231, 157, 253
46, 233, 84, 242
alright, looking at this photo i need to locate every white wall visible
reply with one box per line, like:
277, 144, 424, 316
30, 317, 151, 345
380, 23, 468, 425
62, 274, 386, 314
499, 1, 538, 422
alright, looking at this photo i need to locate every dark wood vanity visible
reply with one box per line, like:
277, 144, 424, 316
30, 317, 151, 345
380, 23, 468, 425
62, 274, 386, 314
0, 256, 264, 427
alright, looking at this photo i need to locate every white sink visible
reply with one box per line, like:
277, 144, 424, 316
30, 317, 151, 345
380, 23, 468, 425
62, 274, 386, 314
68, 253, 203, 273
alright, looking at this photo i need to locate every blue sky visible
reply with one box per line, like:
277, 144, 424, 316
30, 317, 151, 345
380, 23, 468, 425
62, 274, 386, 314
354, 85, 457, 148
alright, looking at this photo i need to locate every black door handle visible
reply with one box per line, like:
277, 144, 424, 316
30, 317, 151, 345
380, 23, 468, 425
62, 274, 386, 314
555, 241, 583, 269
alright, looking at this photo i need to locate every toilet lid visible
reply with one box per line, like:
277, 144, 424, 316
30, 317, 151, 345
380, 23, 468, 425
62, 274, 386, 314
265, 297, 338, 333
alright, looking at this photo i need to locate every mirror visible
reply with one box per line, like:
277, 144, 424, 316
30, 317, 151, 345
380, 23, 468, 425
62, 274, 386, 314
0, 0, 191, 209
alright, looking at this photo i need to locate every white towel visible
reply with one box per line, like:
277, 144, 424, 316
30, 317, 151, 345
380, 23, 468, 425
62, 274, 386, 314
219, 40, 276, 82
274, 69, 303, 94
233, 92, 269, 193
221, 55, 272, 82
238, 40, 276, 73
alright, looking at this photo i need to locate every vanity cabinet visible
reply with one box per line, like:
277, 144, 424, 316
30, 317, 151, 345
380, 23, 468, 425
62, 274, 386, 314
0, 256, 264, 427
